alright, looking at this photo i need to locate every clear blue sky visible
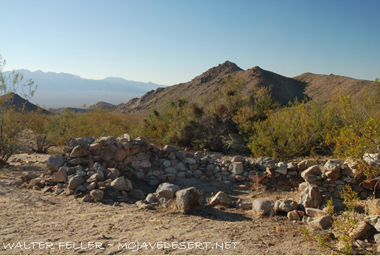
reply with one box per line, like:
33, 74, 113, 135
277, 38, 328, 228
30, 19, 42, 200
1, 0, 379, 85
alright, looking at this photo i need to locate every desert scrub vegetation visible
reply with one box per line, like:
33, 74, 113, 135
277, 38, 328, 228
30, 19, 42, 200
31, 109, 131, 146
0, 54, 37, 166
247, 100, 337, 159
302, 185, 364, 255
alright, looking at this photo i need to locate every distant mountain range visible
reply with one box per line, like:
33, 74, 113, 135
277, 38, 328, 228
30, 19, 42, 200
117, 61, 376, 114
3, 69, 165, 109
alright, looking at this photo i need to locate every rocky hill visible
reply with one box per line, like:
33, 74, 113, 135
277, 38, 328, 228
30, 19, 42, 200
117, 61, 375, 114
0, 93, 50, 114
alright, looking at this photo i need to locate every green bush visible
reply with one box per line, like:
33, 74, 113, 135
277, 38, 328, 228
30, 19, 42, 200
326, 80, 380, 178
248, 100, 336, 159
36, 109, 130, 145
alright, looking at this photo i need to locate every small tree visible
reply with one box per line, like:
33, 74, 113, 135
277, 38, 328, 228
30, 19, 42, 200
0, 54, 37, 166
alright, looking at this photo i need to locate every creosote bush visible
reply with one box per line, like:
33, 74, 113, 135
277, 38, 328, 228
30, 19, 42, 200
301, 185, 362, 255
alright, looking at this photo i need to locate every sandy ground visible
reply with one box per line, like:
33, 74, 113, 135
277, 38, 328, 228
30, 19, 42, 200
0, 153, 329, 255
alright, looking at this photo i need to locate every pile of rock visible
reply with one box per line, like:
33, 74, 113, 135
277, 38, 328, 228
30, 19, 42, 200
16, 134, 380, 205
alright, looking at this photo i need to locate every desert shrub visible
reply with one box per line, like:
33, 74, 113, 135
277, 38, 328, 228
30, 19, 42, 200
301, 185, 361, 255
248, 100, 336, 159
326, 80, 380, 178
220, 76, 246, 116
0, 55, 37, 166
41, 109, 130, 145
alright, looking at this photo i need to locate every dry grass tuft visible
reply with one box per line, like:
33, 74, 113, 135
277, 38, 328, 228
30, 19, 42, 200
365, 198, 380, 216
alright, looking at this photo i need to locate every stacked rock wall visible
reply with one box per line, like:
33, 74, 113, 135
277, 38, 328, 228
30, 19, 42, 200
43, 134, 374, 200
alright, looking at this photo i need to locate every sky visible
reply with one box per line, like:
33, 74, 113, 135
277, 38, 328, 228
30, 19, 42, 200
1, 0, 379, 86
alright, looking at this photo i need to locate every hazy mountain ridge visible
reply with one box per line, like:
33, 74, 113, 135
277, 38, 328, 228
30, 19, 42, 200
117, 61, 376, 114
2, 70, 165, 108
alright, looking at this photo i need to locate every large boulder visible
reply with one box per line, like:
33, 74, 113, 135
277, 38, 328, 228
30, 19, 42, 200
299, 184, 322, 211
253, 199, 275, 217
156, 182, 180, 198
175, 187, 203, 213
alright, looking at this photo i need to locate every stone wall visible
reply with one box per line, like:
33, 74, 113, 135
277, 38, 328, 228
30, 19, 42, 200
40, 134, 373, 201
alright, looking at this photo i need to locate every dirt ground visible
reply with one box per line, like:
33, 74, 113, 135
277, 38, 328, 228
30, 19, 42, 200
0, 153, 330, 255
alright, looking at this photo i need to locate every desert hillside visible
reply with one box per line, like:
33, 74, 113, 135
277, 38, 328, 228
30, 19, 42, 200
117, 61, 375, 114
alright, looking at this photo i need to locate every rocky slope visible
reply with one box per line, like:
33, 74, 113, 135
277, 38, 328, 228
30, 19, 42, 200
117, 61, 375, 114
0, 92, 50, 114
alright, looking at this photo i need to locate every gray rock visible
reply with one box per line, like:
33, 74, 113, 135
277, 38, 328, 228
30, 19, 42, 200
163, 160, 171, 168
193, 169, 203, 178
128, 189, 145, 200
68, 158, 89, 166
68, 176, 85, 190
275, 162, 288, 175
238, 202, 252, 210
298, 160, 312, 171
351, 221, 375, 239
305, 207, 326, 217
231, 155, 245, 163
299, 184, 322, 211
149, 179, 159, 186
174, 162, 186, 172
110, 176, 127, 191
139, 160, 151, 169
70, 145, 89, 158
175, 151, 188, 161
93, 162, 106, 173
256, 157, 278, 172
81, 194, 91, 202
364, 215, 380, 232
209, 191, 232, 206
118, 133, 132, 142
287, 210, 300, 220
164, 167, 177, 175
47, 155, 66, 171
364, 153, 380, 166
86, 182, 97, 191
274, 200, 298, 213
145, 193, 157, 203
21, 172, 39, 182
308, 215, 333, 230
253, 199, 275, 216
163, 145, 180, 154
324, 159, 342, 172
76, 185, 86, 192
30, 177, 45, 187
159, 197, 168, 205
156, 182, 180, 198
301, 165, 322, 180
184, 157, 196, 165
175, 187, 203, 213
232, 162, 244, 175
206, 164, 215, 172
